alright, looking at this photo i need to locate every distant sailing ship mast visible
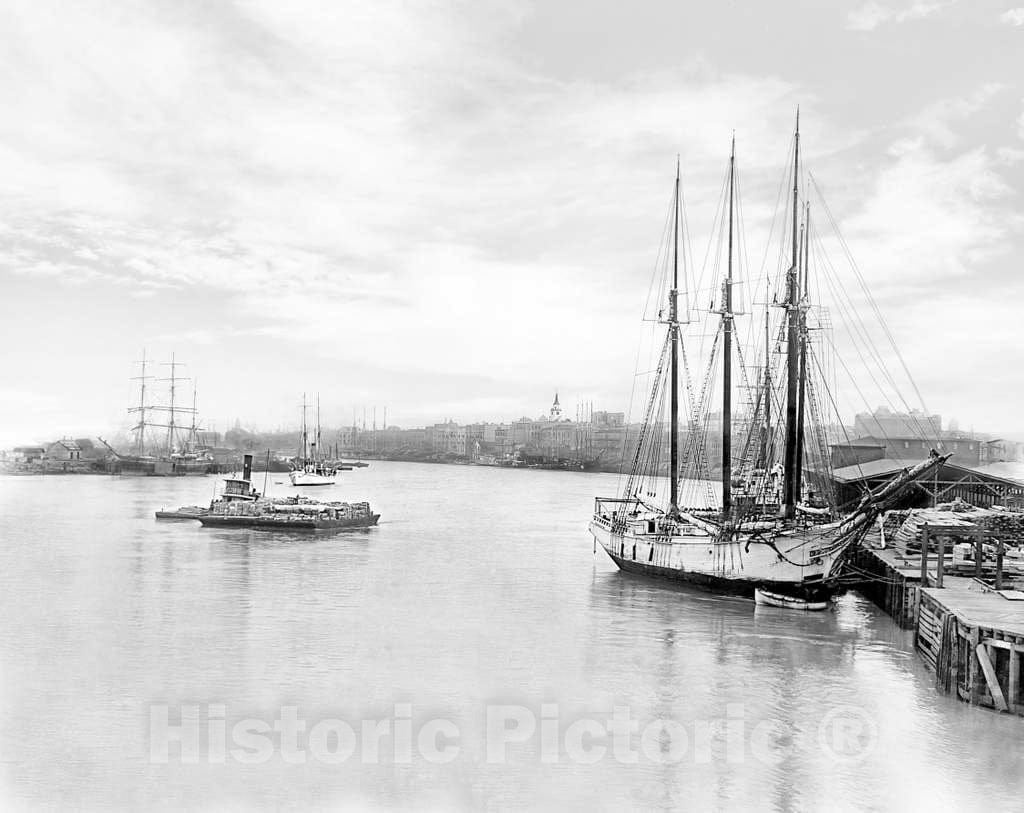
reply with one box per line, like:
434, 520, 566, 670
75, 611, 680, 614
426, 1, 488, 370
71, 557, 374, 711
129, 348, 153, 456
160, 353, 184, 456
289, 392, 338, 486
124, 351, 211, 475
188, 382, 200, 453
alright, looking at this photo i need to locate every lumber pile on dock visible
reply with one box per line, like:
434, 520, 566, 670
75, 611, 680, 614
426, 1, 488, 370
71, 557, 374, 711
888, 509, 977, 554
882, 502, 1024, 553
978, 506, 1024, 546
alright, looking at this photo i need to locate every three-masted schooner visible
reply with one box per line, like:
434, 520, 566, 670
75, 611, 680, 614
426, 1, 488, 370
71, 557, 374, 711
589, 117, 947, 602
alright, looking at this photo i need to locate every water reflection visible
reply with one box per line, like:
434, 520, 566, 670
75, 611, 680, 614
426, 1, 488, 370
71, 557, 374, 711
1, 466, 1023, 809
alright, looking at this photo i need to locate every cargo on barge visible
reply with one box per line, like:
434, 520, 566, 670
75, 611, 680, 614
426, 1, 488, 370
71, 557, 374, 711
156, 453, 380, 530
196, 499, 380, 532
199, 497, 379, 530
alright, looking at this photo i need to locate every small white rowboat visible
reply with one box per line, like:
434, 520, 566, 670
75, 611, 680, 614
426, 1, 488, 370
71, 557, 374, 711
754, 588, 829, 611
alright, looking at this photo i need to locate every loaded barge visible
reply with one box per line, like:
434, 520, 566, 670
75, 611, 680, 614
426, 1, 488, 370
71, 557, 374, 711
198, 501, 378, 530
157, 454, 380, 531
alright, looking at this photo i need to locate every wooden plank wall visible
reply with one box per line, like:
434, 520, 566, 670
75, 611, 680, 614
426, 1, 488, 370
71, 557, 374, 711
852, 548, 918, 629
916, 592, 1024, 715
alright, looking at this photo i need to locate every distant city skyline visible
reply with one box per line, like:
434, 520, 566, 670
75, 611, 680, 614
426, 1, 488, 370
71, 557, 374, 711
21, 394, 1011, 452
1, 2, 1022, 447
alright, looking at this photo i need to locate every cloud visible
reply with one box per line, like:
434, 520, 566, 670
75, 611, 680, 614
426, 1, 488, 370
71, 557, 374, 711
908, 83, 1003, 148
1000, 8, 1024, 25
996, 146, 1024, 164
0, 1, 1022, 438
845, 1, 955, 31
840, 141, 1016, 296
0, 0, 811, 411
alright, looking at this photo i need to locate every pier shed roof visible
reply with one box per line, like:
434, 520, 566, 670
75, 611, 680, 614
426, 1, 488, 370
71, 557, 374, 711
831, 458, 908, 483
832, 459, 1024, 488
829, 458, 1024, 510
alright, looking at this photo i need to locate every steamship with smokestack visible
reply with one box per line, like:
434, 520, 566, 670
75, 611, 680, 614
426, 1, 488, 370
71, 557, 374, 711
156, 453, 379, 530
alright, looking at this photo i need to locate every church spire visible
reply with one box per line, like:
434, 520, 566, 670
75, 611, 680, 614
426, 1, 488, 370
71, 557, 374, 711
550, 392, 562, 420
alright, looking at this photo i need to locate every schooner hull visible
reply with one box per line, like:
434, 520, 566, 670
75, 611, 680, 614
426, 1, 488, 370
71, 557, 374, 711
605, 554, 818, 598
590, 520, 850, 599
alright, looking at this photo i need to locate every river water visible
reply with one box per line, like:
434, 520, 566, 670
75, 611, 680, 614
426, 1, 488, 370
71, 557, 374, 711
1, 462, 1021, 810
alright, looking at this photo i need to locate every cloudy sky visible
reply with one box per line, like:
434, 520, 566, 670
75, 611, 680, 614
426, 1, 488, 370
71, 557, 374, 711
0, 0, 1022, 445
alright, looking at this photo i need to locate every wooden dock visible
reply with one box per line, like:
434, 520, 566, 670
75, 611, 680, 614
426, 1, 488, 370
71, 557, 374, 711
852, 545, 1024, 714
918, 581, 1024, 714
849, 545, 923, 629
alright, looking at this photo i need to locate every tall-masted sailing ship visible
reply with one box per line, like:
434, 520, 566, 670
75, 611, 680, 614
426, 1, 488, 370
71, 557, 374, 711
589, 117, 947, 602
116, 351, 217, 476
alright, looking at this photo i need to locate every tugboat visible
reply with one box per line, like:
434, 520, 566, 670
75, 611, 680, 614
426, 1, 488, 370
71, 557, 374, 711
195, 454, 380, 531
155, 454, 260, 519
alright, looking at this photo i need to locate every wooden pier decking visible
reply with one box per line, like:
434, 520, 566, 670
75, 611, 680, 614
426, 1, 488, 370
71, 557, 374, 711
852, 544, 1024, 714
918, 581, 1024, 713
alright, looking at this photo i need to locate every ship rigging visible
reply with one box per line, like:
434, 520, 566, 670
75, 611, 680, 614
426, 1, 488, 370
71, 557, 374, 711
589, 115, 948, 601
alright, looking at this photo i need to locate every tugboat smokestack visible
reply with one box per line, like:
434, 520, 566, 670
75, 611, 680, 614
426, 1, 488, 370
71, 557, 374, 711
242, 454, 253, 482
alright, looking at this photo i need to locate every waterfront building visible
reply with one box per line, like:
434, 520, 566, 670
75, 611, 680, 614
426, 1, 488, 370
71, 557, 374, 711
982, 438, 1024, 464
44, 438, 83, 462
854, 406, 943, 439
10, 446, 46, 463
592, 410, 625, 427
40, 438, 100, 473
838, 434, 983, 467
428, 421, 467, 456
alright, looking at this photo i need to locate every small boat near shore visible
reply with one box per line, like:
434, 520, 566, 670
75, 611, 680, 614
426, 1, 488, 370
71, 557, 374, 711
754, 588, 829, 611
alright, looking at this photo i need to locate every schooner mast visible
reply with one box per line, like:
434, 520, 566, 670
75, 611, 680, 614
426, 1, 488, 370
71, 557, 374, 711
782, 111, 803, 518
762, 295, 772, 471
794, 203, 811, 499
668, 158, 681, 514
721, 136, 736, 516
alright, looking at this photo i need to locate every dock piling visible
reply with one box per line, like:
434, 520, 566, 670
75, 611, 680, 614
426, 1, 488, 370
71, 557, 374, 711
996, 540, 1004, 590
920, 523, 930, 584
1010, 647, 1020, 712
975, 531, 984, 580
